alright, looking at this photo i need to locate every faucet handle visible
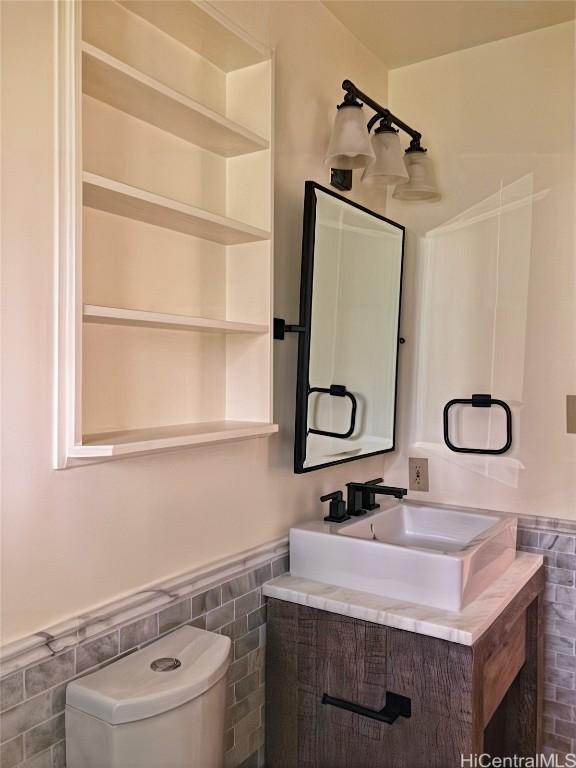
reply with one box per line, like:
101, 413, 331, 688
320, 491, 350, 524
362, 478, 383, 511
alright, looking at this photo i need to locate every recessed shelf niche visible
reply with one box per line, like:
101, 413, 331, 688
54, 0, 276, 466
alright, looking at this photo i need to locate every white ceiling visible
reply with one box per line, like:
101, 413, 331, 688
324, 1, 576, 69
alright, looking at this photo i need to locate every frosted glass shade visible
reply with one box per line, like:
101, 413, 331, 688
361, 131, 409, 187
325, 105, 375, 170
392, 151, 440, 201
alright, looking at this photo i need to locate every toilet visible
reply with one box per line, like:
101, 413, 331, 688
65, 625, 231, 768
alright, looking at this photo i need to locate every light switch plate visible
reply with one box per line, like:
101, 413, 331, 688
568, 396, 576, 434
409, 457, 429, 492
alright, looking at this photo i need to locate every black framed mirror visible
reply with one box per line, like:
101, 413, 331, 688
294, 182, 405, 473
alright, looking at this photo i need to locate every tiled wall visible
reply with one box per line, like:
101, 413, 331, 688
2, 520, 576, 767
517, 523, 576, 757
0, 553, 289, 768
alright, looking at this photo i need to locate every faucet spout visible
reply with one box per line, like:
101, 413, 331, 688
346, 481, 408, 517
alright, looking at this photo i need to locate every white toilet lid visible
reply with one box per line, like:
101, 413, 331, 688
66, 626, 231, 724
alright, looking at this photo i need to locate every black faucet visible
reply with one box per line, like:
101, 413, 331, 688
320, 490, 350, 523
346, 478, 407, 517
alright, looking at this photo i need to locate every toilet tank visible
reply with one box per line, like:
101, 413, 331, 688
66, 626, 231, 768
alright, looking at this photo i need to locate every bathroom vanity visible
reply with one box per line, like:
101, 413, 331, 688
264, 505, 544, 767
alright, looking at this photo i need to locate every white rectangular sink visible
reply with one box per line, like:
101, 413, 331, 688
290, 502, 517, 612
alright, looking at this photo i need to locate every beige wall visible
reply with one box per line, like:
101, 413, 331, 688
0, 1, 389, 643
383, 22, 576, 519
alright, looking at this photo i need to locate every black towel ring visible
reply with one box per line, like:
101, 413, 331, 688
308, 384, 357, 440
443, 394, 512, 455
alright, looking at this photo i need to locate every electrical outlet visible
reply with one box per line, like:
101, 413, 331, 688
409, 458, 429, 492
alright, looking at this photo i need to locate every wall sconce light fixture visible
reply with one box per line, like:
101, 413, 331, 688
325, 91, 375, 170
362, 119, 409, 188
325, 80, 440, 201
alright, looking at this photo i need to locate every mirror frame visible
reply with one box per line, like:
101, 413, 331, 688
294, 181, 405, 474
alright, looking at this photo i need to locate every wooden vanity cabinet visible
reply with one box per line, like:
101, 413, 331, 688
266, 568, 544, 768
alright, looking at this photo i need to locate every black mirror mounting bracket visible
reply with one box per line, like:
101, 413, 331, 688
330, 168, 352, 191
273, 318, 306, 341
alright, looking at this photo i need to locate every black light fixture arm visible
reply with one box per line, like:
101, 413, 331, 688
342, 79, 424, 148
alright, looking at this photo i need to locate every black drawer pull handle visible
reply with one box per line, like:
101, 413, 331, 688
322, 691, 411, 724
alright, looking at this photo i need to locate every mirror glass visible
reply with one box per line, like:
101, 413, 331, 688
295, 183, 404, 472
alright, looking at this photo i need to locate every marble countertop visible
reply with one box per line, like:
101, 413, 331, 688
263, 552, 543, 646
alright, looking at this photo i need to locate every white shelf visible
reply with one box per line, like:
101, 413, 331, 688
119, 1, 269, 73
54, 3, 274, 467
75, 421, 279, 458
83, 305, 268, 334
82, 172, 271, 245
82, 43, 269, 157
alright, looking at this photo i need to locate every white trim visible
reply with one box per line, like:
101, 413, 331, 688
267, 49, 276, 424
53, 0, 82, 469
0, 536, 288, 674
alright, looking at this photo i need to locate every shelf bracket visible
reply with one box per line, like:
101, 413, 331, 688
273, 317, 305, 341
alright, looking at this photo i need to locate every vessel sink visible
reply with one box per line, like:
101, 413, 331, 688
290, 502, 517, 611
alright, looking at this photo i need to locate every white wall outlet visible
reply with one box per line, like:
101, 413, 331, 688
409, 458, 429, 492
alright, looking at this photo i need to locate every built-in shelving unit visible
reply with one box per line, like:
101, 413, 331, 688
54, 0, 276, 467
